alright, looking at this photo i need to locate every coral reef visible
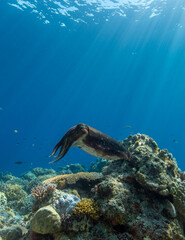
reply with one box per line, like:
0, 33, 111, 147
0, 134, 185, 240
31, 168, 56, 177
3, 184, 27, 201
94, 134, 185, 239
0, 184, 31, 215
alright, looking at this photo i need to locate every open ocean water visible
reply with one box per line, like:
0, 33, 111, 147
0, 0, 185, 176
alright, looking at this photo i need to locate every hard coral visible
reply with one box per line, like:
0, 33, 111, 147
72, 198, 99, 220
3, 184, 27, 201
31, 184, 56, 203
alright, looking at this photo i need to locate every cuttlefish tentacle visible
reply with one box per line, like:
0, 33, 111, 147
50, 124, 88, 163
50, 123, 130, 163
52, 139, 70, 162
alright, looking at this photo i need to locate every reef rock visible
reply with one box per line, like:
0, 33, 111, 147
30, 205, 61, 234
103, 134, 185, 215
94, 134, 185, 239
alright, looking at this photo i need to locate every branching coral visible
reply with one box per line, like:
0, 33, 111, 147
72, 198, 99, 220
31, 184, 56, 203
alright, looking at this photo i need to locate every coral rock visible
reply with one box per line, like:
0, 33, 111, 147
30, 205, 61, 234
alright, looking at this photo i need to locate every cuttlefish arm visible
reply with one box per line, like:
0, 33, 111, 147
50, 123, 131, 163
49, 124, 88, 163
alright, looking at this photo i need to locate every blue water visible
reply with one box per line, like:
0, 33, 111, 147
1, 0, 185, 176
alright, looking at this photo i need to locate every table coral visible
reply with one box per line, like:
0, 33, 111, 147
43, 172, 102, 185
43, 172, 102, 197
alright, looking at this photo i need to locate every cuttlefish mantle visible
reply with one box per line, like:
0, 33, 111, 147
50, 123, 131, 163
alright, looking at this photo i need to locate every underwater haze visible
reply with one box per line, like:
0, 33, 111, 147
0, 0, 185, 176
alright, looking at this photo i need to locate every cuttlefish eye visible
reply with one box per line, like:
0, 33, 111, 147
77, 123, 88, 133
77, 123, 86, 129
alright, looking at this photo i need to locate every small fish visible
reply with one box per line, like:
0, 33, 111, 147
14, 129, 18, 133
14, 161, 25, 165
173, 139, 178, 144
16, 142, 20, 145
125, 126, 132, 129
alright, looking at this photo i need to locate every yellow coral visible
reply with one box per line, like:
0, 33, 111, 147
72, 198, 99, 220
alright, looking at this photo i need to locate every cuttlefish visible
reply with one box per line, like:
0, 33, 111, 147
50, 123, 131, 163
